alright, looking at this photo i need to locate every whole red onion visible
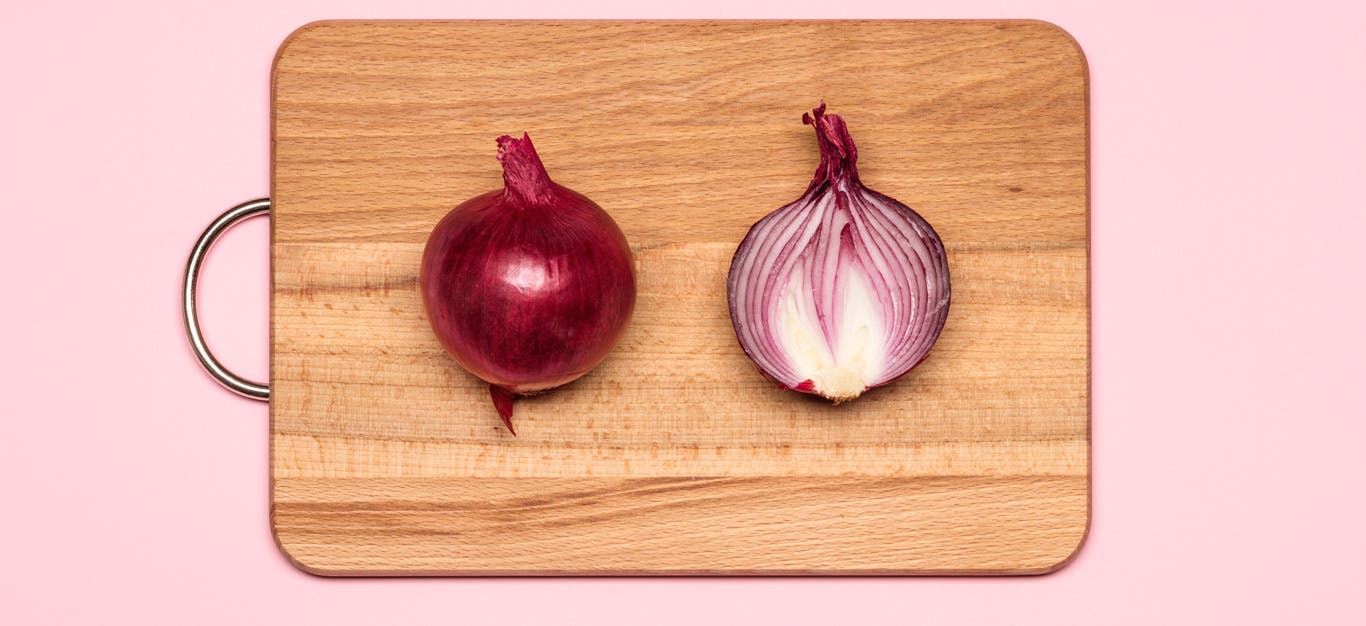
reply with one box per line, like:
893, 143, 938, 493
420, 133, 636, 434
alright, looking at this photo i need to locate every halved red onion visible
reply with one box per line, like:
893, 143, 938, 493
726, 103, 951, 401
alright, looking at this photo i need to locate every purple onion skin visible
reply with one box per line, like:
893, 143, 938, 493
726, 103, 951, 402
420, 134, 636, 434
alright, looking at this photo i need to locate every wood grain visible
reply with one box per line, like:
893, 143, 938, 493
270, 20, 1090, 575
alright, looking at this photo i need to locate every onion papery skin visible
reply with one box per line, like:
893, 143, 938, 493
726, 103, 951, 402
420, 133, 636, 434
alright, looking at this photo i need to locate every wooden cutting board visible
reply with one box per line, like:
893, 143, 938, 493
270, 20, 1089, 575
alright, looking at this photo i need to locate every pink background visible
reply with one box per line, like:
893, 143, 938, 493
3, 0, 1364, 623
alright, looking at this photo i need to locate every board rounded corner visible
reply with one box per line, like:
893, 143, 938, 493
1017, 19, 1090, 85
271, 511, 345, 578
272, 20, 343, 85
1027, 501, 1092, 576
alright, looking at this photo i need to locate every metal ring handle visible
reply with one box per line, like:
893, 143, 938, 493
183, 198, 271, 400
